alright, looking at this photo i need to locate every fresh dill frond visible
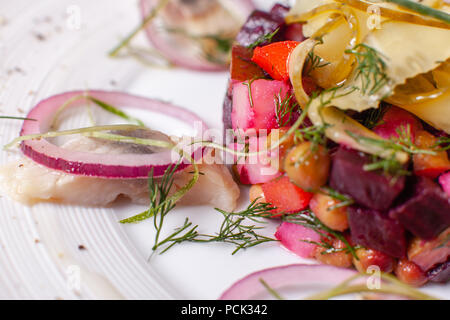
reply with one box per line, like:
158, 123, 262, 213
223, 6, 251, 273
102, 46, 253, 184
283, 210, 360, 259
319, 187, 355, 211
433, 136, 450, 151
294, 123, 331, 151
247, 28, 280, 49
152, 199, 278, 255
346, 125, 437, 157
345, 43, 390, 96
87, 96, 145, 127
304, 38, 330, 76
274, 91, 299, 127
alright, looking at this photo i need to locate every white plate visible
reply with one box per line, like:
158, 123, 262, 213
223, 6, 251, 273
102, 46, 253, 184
0, 0, 448, 300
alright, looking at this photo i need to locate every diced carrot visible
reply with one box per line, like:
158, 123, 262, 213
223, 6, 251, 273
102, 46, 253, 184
251, 41, 301, 81
413, 130, 450, 179
261, 176, 313, 215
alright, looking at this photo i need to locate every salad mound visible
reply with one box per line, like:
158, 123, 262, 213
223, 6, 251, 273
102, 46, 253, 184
223, 1, 450, 287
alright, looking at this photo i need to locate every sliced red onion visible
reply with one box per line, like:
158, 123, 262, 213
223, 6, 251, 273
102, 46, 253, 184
139, 0, 255, 71
219, 264, 360, 300
20, 90, 207, 179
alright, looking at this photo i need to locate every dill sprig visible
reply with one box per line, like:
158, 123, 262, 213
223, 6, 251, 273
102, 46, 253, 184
152, 199, 278, 255
345, 43, 390, 96
87, 96, 145, 127
247, 28, 280, 49
319, 187, 355, 211
283, 210, 360, 259
433, 136, 450, 151
347, 125, 437, 157
346, 125, 437, 178
109, 0, 170, 57
275, 92, 299, 127
304, 38, 330, 76
294, 123, 331, 150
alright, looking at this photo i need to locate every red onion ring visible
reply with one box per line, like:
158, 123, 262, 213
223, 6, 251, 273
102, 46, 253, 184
20, 90, 207, 179
219, 264, 360, 300
140, 0, 255, 71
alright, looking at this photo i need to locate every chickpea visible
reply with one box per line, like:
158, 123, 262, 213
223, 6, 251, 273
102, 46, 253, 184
309, 193, 349, 232
314, 239, 353, 268
284, 142, 331, 191
353, 248, 395, 273
249, 184, 266, 204
394, 259, 428, 287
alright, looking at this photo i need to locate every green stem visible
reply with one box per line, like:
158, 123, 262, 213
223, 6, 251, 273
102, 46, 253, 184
3, 124, 142, 149
384, 0, 450, 24
0, 116, 36, 121
109, 0, 171, 57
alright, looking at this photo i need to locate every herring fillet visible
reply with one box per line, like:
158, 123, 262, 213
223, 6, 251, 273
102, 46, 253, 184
0, 136, 240, 212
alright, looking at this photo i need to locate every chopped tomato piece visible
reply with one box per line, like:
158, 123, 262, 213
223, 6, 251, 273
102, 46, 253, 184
413, 130, 450, 179
251, 41, 301, 81
261, 176, 313, 216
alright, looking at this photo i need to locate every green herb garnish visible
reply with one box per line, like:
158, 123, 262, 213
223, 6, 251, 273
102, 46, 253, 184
151, 199, 278, 255
247, 28, 280, 49
345, 43, 390, 96
275, 92, 299, 127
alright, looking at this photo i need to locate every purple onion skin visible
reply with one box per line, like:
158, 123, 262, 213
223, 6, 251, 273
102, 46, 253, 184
427, 260, 450, 283
235, 4, 289, 47
348, 206, 407, 258
390, 177, 450, 240
329, 147, 405, 211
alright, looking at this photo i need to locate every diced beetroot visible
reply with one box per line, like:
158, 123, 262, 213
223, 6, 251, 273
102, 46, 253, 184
231, 79, 291, 132
230, 45, 266, 82
408, 228, 450, 271
235, 7, 286, 48
269, 3, 290, 20
329, 147, 405, 211
427, 260, 450, 283
389, 177, 450, 239
262, 176, 313, 215
373, 106, 422, 142
283, 23, 306, 42
439, 171, 450, 196
348, 206, 407, 258
275, 221, 320, 258
222, 81, 234, 133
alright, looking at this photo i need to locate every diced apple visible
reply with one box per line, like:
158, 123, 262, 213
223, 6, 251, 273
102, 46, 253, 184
413, 130, 450, 179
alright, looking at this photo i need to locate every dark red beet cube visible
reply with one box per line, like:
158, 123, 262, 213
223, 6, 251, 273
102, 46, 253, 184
348, 206, 407, 258
235, 7, 286, 48
427, 260, 450, 283
329, 147, 405, 211
389, 177, 450, 240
